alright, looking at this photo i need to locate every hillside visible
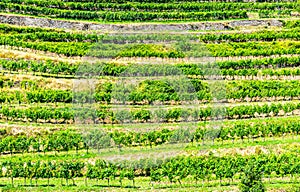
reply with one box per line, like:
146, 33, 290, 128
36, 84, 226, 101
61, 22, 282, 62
0, 0, 300, 191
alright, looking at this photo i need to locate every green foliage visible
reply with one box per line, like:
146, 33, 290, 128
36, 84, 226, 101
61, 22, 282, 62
199, 28, 300, 43
0, 115, 293, 153
0, 151, 299, 187
117, 44, 184, 58
0, 3, 249, 22
129, 80, 179, 103
0, 0, 297, 13
206, 41, 300, 57
239, 162, 266, 192
4, 56, 300, 78
1, 101, 300, 124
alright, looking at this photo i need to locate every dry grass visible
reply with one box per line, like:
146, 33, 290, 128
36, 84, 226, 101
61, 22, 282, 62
4, 73, 73, 90
0, 46, 80, 64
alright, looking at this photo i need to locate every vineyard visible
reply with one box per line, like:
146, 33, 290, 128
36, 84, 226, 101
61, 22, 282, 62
0, 0, 300, 191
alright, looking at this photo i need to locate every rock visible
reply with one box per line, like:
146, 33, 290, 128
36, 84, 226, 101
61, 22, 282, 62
0, 14, 283, 32
229, 19, 282, 28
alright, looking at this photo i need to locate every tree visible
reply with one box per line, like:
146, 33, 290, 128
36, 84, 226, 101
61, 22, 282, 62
150, 168, 163, 186
39, 161, 56, 186
125, 168, 135, 187
69, 132, 83, 154
58, 161, 84, 186
2, 136, 15, 155
33, 161, 41, 186
115, 110, 132, 124
169, 128, 194, 144
23, 161, 33, 186
15, 135, 30, 154
86, 163, 100, 186
111, 131, 125, 151
2, 161, 21, 186
119, 169, 126, 187
239, 162, 266, 192
100, 162, 116, 186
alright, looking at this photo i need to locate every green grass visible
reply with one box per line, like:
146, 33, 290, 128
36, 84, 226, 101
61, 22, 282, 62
0, 174, 299, 191
187, 134, 300, 152
1, 134, 299, 163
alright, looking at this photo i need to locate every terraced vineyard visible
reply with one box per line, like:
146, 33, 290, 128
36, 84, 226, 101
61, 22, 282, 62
0, 0, 300, 191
